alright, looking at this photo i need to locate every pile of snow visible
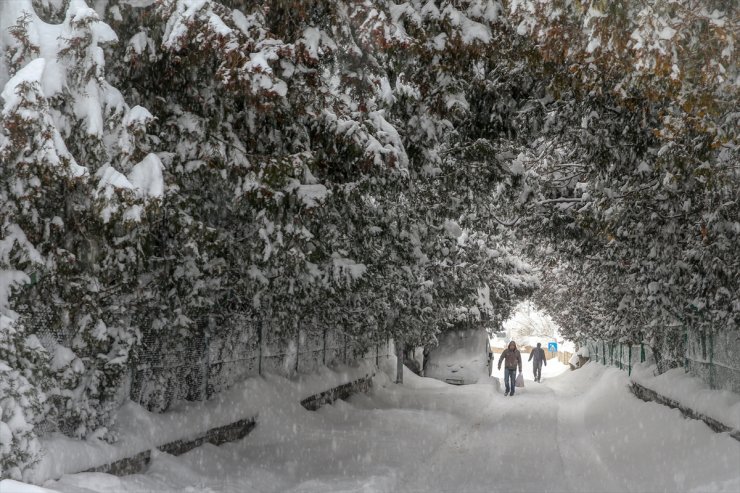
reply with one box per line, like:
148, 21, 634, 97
631, 363, 740, 431
10, 357, 739, 493
549, 364, 740, 493
425, 328, 490, 384
23, 362, 374, 484
568, 352, 580, 367
0, 480, 56, 493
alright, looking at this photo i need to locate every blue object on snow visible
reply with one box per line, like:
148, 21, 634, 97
548, 342, 558, 352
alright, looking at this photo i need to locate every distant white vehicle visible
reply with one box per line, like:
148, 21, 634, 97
425, 329, 491, 385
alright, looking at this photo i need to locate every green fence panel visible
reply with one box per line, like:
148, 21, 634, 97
684, 326, 688, 372
603, 341, 606, 365
709, 332, 714, 390
610, 343, 613, 365
594, 342, 599, 363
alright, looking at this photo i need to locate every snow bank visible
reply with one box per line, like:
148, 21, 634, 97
0, 479, 59, 493
20, 360, 740, 493
568, 352, 580, 367
27, 362, 374, 483
552, 364, 740, 493
631, 363, 740, 431
378, 355, 448, 390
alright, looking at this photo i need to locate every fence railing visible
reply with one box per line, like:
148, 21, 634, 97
129, 315, 392, 412
25, 308, 392, 432
583, 339, 646, 376
582, 332, 740, 394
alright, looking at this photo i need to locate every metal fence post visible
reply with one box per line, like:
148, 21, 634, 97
322, 328, 327, 366
610, 343, 613, 366
203, 322, 210, 399
628, 344, 632, 376
602, 340, 606, 365
344, 332, 348, 363
709, 331, 714, 390
594, 341, 598, 364
295, 324, 300, 374
683, 325, 688, 372
258, 318, 263, 376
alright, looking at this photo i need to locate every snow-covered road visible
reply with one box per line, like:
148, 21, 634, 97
44, 362, 740, 493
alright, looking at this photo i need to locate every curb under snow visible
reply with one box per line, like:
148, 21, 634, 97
27, 363, 375, 484
628, 363, 740, 442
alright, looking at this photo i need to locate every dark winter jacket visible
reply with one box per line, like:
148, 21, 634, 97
529, 347, 547, 366
498, 348, 522, 371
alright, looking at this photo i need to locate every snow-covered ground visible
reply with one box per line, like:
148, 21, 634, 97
24, 363, 376, 484
631, 363, 740, 431
4, 360, 739, 493
512, 352, 570, 382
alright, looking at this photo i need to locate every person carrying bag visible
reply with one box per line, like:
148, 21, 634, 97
497, 341, 523, 396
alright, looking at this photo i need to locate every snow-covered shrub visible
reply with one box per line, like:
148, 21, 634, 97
0, 0, 734, 477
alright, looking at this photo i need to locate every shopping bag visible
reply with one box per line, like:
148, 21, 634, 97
515, 372, 524, 388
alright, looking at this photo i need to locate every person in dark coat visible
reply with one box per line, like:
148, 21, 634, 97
528, 342, 547, 382
497, 341, 522, 396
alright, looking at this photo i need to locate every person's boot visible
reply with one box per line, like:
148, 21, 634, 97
504, 390, 509, 396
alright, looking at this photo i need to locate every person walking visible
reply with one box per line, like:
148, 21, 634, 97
497, 341, 522, 396
529, 342, 547, 382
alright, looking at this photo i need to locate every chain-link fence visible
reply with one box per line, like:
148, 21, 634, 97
21, 308, 392, 429
583, 339, 647, 376
684, 328, 740, 394
582, 329, 740, 394
128, 314, 391, 412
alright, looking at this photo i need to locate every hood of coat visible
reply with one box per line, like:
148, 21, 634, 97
508, 341, 517, 350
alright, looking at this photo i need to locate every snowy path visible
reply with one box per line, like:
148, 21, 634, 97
46, 362, 740, 493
